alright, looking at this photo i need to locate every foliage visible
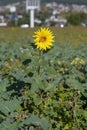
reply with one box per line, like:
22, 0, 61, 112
17, 13, 30, 26
8, 13, 30, 27
35, 10, 51, 26
42, 0, 87, 5
0, 39, 87, 130
1, 0, 87, 5
66, 12, 86, 25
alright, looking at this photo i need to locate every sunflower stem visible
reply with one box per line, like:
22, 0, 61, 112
37, 50, 43, 75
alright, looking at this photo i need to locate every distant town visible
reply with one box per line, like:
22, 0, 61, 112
0, 1, 87, 27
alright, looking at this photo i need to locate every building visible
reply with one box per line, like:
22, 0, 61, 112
0, 15, 7, 27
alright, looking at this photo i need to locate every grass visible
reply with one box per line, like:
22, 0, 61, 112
0, 26, 87, 45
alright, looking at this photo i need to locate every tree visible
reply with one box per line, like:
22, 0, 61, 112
66, 12, 86, 25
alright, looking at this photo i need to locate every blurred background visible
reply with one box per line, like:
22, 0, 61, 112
0, 0, 87, 28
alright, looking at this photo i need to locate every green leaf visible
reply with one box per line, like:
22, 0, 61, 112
0, 121, 20, 130
33, 95, 42, 105
0, 79, 9, 92
0, 98, 21, 115
66, 76, 84, 92
23, 114, 51, 130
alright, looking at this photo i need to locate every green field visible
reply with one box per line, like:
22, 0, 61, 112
0, 26, 87, 45
0, 26, 87, 130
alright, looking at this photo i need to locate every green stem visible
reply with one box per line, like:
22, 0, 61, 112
37, 50, 43, 75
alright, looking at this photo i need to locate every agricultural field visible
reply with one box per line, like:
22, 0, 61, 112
0, 26, 87, 45
0, 26, 87, 130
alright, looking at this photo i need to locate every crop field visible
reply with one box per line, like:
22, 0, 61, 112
0, 26, 87, 45
0, 26, 87, 130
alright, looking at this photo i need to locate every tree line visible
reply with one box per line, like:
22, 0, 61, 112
0, 0, 87, 5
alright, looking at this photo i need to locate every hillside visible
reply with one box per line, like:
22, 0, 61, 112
42, 0, 87, 5
0, 0, 24, 5
0, 0, 87, 5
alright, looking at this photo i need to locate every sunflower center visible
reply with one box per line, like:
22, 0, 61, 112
40, 36, 46, 42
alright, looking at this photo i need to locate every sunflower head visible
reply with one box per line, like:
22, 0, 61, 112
33, 28, 55, 51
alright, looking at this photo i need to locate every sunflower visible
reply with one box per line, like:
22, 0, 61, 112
33, 28, 54, 50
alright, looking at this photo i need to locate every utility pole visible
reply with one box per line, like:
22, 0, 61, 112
26, 0, 40, 28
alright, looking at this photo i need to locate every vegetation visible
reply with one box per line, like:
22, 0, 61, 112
1, 0, 87, 5
0, 26, 87, 44
0, 0, 24, 5
0, 27, 87, 130
66, 12, 86, 25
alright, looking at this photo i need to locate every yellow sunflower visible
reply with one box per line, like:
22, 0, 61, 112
33, 28, 55, 50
